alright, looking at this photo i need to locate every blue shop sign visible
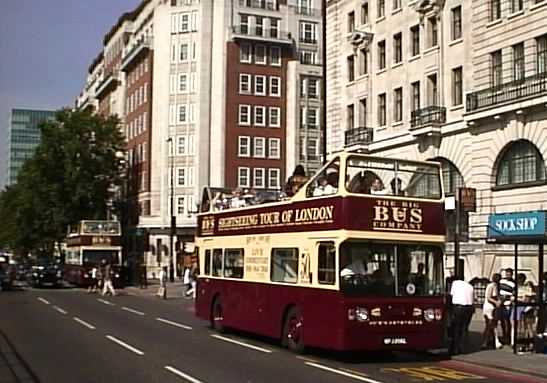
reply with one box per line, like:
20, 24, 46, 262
488, 211, 546, 239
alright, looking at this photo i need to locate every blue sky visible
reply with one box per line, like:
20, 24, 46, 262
0, 0, 139, 131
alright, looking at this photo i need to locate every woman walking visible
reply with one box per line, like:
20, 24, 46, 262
482, 273, 502, 349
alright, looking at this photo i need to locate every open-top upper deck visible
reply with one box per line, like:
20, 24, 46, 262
197, 153, 445, 239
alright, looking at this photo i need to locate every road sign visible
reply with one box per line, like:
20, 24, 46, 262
458, 187, 476, 212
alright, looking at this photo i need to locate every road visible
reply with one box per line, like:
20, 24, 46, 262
0, 286, 545, 383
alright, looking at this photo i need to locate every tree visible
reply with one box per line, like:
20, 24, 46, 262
0, 109, 126, 255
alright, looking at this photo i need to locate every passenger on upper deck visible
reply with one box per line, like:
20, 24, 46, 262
370, 178, 388, 195
285, 165, 309, 197
390, 177, 405, 196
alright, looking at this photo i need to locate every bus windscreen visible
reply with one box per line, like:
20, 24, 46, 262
82, 250, 119, 266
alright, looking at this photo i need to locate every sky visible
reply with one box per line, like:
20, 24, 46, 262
0, 0, 140, 184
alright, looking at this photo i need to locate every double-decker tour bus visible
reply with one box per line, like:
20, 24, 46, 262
64, 220, 123, 287
195, 150, 447, 352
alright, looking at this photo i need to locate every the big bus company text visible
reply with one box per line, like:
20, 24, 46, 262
195, 151, 446, 353
64, 220, 123, 288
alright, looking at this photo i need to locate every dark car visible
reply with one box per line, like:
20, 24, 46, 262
28, 261, 63, 288
0, 256, 15, 291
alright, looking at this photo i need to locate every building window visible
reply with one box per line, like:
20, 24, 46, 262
378, 93, 386, 126
255, 75, 266, 95
429, 17, 438, 47
393, 0, 401, 11
254, 106, 266, 126
308, 78, 319, 97
254, 137, 265, 158
269, 76, 281, 96
307, 108, 319, 126
238, 136, 250, 157
348, 11, 355, 33
359, 98, 367, 126
513, 43, 525, 81
177, 196, 186, 215
491, 50, 502, 87
490, 0, 501, 21
538, 35, 547, 74
378, 0, 385, 18
393, 33, 402, 64
180, 14, 189, 32
239, 74, 251, 93
255, 45, 266, 64
255, 16, 264, 36
270, 18, 279, 38
437, 158, 464, 196
307, 138, 319, 160
394, 87, 403, 122
180, 43, 189, 61
359, 48, 368, 75
378, 40, 386, 70
411, 81, 420, 111
240, 43, 252, 63
300, 50, 317, 65
361, 2, 369, 24
451, 6, 462, 41
347, 104, 355, 130
178, 105, 187, 123
452, 67, 463, 106
177, 136, 187, 155
238, 167, 250, 188
270, 46, 281, 66
411, 25, 420, 56
300, 22, 317, 44
268, 168, 281, 189
512, 0, 523, 13
238, 104, 251, 125
496, 140, 546, 186
347, 55, 355, 82
254, 168, 265, 188
268, 138, 280, 159
177, 168, 186, 186
269, 107, 281, 127
427, 74, 438, 105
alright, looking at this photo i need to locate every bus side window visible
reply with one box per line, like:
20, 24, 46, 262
204, 249, 211, 275
271, 248, 298, 284
224, 249, 244, 279
212, 249, 223, 277
318, 242, 335, 285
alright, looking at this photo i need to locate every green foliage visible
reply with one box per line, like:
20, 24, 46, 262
0, 109, 126, 255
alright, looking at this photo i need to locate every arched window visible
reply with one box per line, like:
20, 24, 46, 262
433, 158, 464, 196
496, 140, 546, 187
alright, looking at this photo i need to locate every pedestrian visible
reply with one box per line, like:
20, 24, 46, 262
183, 266, 191, 296
87, 266, 99, 294
157, 266, 167, 300
101, 260, 116, 296
185, 265, 198, 299
284, 165, 309, 197
449, 276, 475, 355
140, 262, 148, 289
482, 273, 502, 349
499, 268, 515, 345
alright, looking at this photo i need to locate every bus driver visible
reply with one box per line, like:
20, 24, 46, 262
340, 257, 367, 278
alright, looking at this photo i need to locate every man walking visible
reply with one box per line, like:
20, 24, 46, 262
449, 275, 475, 355
101, 260, 116, 296
157, 266, 167, 300
499, 268, 516, 345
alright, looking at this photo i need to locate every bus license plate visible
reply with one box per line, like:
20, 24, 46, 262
384, 337, 407, 345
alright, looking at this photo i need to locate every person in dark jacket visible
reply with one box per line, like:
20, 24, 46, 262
285, 165, 309, 196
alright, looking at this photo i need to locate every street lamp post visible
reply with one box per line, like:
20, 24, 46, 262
167, 138, 176, 282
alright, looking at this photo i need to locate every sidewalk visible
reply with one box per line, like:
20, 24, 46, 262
451, 310, 547, 379
124, 279, 190, 300
0, 329, 38, 383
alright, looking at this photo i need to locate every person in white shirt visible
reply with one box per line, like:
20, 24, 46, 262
449, 277, 475, 355
340, 258, 367, 278
482, 273, 502, 349
157, 266, 167, 300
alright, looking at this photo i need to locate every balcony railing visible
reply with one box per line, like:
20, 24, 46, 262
344, 126, 374, 147
95, 71, 121, 98
232, 26, 292, 42
239, 0, 279, 10
466, 72, 547, 112
288, 5, 322, 17
121, 37, 153, 71
299, 37, 318, 44
410, 106, 446, 128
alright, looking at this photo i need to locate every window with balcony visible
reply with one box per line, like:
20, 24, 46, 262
394, 33, 402, 64
378, 93, 386, 126
378, 40, 386, 70
254, 137, 265, 158
496, 140, 546, 187
411, 25, 420, 56
378, 0, 385, 18
270, 46, 281, 66
240, 43, 252, 63
451, 6, 462, 41
254, 168, 265, 188
239, 74, 251, 94
254, 106, 266, 126
513, 43, 525, 81
347, 104, 355, 130
427, 74, 438, 105
268, 138, 280, 159
359, 98, 367, 126
491, 50, 502, 87
394, 88, 403, 122
359, 48, 368, 75
512, 0, 523, 13
411, 81, 420, 111
490, 0, 501, 21
348, 11, 355, 33
538, 35, 547, 74
238, 167, 250, 188
347, 55, 355, 81
452, 67, 463, 106
428, 17, 438, 47
268, 168, 281, 189
300, 22, 317, 44
361, 3, 369, 24
238, 136, 251, 157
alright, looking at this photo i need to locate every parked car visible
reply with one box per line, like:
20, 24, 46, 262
28, 260, 63, 288
0, 256, 15, 290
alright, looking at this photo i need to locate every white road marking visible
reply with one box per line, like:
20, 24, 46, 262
165, 366, 204, 383
122, 306, 145, 316
37, 297, 50, 305
97, 298, 115, 306
211, 334, 272, 353
53, 305, 67, 315
305, 362, 384, 383
73, 317, 96, 330
106, 335, 144, 356
156, 317, 192, 330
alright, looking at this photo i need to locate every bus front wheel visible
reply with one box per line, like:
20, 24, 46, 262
211, 297, 225, 333
282, 307, 305, 353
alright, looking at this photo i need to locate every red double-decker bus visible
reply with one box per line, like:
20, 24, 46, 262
64, 220, 123, 287
195, 152, 446, 352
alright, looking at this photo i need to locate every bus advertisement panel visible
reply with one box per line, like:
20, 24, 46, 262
195, 153, 447, 352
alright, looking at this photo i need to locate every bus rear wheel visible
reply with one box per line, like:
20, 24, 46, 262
211, 297, 225, 333
282, 307, 305, 353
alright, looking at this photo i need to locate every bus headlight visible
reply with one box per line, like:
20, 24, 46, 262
434, 309, 443, 320
355, 307, 369, 322
424, 308, 435, 322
